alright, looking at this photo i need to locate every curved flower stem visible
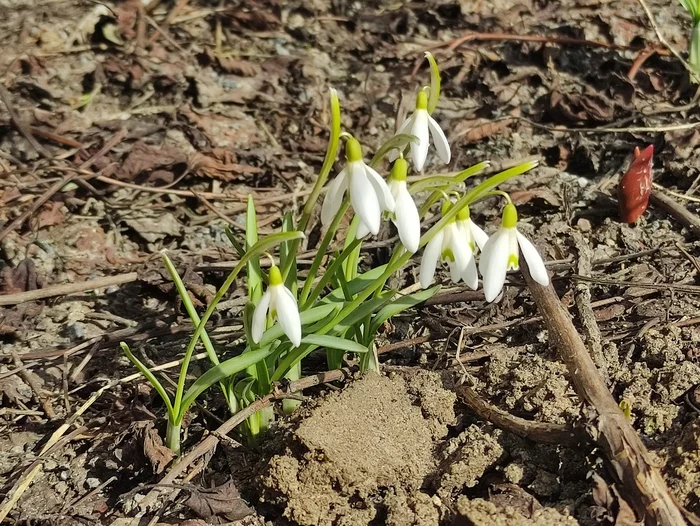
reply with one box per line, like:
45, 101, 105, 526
298, 200, 350, 306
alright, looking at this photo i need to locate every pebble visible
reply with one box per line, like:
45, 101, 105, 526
576, 218, 592, 232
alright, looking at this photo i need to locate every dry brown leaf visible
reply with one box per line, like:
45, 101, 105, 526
1, 259, 39, 294
510, 189, 561, 207
116, 141, 187, 182
0, 368, 33, 405
140, 421, 174, 474
36, 201, 66, 229
550, 90, 614, 123
183, 480, 253, 521
189, 149, 262, 182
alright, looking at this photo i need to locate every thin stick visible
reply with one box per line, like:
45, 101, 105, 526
11, 351, 55, 419
650, 189, 700, 236
457, 385, 583, 446
522, 260, 688, 525
0, 272, 138, 306
635, 0, 699, 82
0, 85, 52, 158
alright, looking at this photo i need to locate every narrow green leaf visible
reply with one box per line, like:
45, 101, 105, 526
336, 293, 395, 331
303, 237, 362, 309
369, 133, 418, 168
343, 216, 361, 282
425, 52, 441, 114
301, 334, 368, 354
409, 161, 490, 194
280, 212, 298, 294
179, 348, 271, 422
246, 195, 263, 304
322, 264, 388, 303
224, 226, 246, 258
120, 342, 174, 418
370, 286, 440, 334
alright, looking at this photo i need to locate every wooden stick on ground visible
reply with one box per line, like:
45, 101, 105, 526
521, 260, 689, 526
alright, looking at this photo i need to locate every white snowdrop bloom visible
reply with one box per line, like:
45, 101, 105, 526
479, 203, 549, 302
419, 202, 476, 289
393, 90, 451, 172
387, 158, 420, 253
321, 137, 395, 237
251, 265, 302, 347
456, 205, 489, 254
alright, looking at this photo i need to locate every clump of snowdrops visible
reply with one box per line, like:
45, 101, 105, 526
120, 53, 549, 455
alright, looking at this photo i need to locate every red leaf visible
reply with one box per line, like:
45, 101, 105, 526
618, 145, 653, 224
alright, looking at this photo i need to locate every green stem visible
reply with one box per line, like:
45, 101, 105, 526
302, 237, 362, 309
166, 419, 181, 456
298, 201, 350, 305
281, 89, 341, 281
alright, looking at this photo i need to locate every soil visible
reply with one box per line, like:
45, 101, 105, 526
2, 0, 700, 525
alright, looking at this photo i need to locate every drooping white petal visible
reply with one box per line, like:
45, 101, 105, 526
410, 109, 430, 172
447, 223, 472, 285
469, 219, 489, 251
321, 168, 348, 225
397, 114, 413, 135
516, 232, 549, 286
479, 228, 511, 302
427, 114, 451, 164
349, 162, 381, 235
419, 230, 444, 288
462, 254, 479, 290
365, 165, 395, 213
275, 285, 302, 347
356, 219, 370, 239
393, 184, 420, 253
251, 289, 272, 343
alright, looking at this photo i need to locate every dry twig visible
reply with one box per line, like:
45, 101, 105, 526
522, 260, 689, 526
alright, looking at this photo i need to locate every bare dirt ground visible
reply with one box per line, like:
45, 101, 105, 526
2, 0, 700, 524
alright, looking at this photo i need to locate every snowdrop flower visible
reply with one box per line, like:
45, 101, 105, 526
419, 201, 477, 289
393, 90, 451, 172
387, 158, 420, 253
321, 137, 395, 238
251, 265, 302, 347
456, 205, 489, 254
479, 203, 549, 302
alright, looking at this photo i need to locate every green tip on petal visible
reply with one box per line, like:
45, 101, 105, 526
416, 90, 429, 111
390, 158, 408, 182
457, 205, 471, 221
346, 137, 363, 163
507, 254, 519, 270
269, 265, 283, 286
441, 248, 455, 262
502, 203, 518, 229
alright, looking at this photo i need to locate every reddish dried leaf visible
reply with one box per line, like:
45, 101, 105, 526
618, 145, 653, 224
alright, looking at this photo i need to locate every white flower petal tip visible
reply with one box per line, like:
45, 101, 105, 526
516, 232, 549, 287
419, 212, 476, 288
390, 180, 420, 253
324, 137, 394, 238
251, 267, 302, 347
479, 204, 550, 302
392, 90, 451, 171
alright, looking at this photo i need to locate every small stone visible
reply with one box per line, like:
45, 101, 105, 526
576, 218, 592, 232
86, 477, 100, 489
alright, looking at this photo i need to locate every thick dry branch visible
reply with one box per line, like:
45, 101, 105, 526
457, 385, 584, 446
522, 261, 688, 526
